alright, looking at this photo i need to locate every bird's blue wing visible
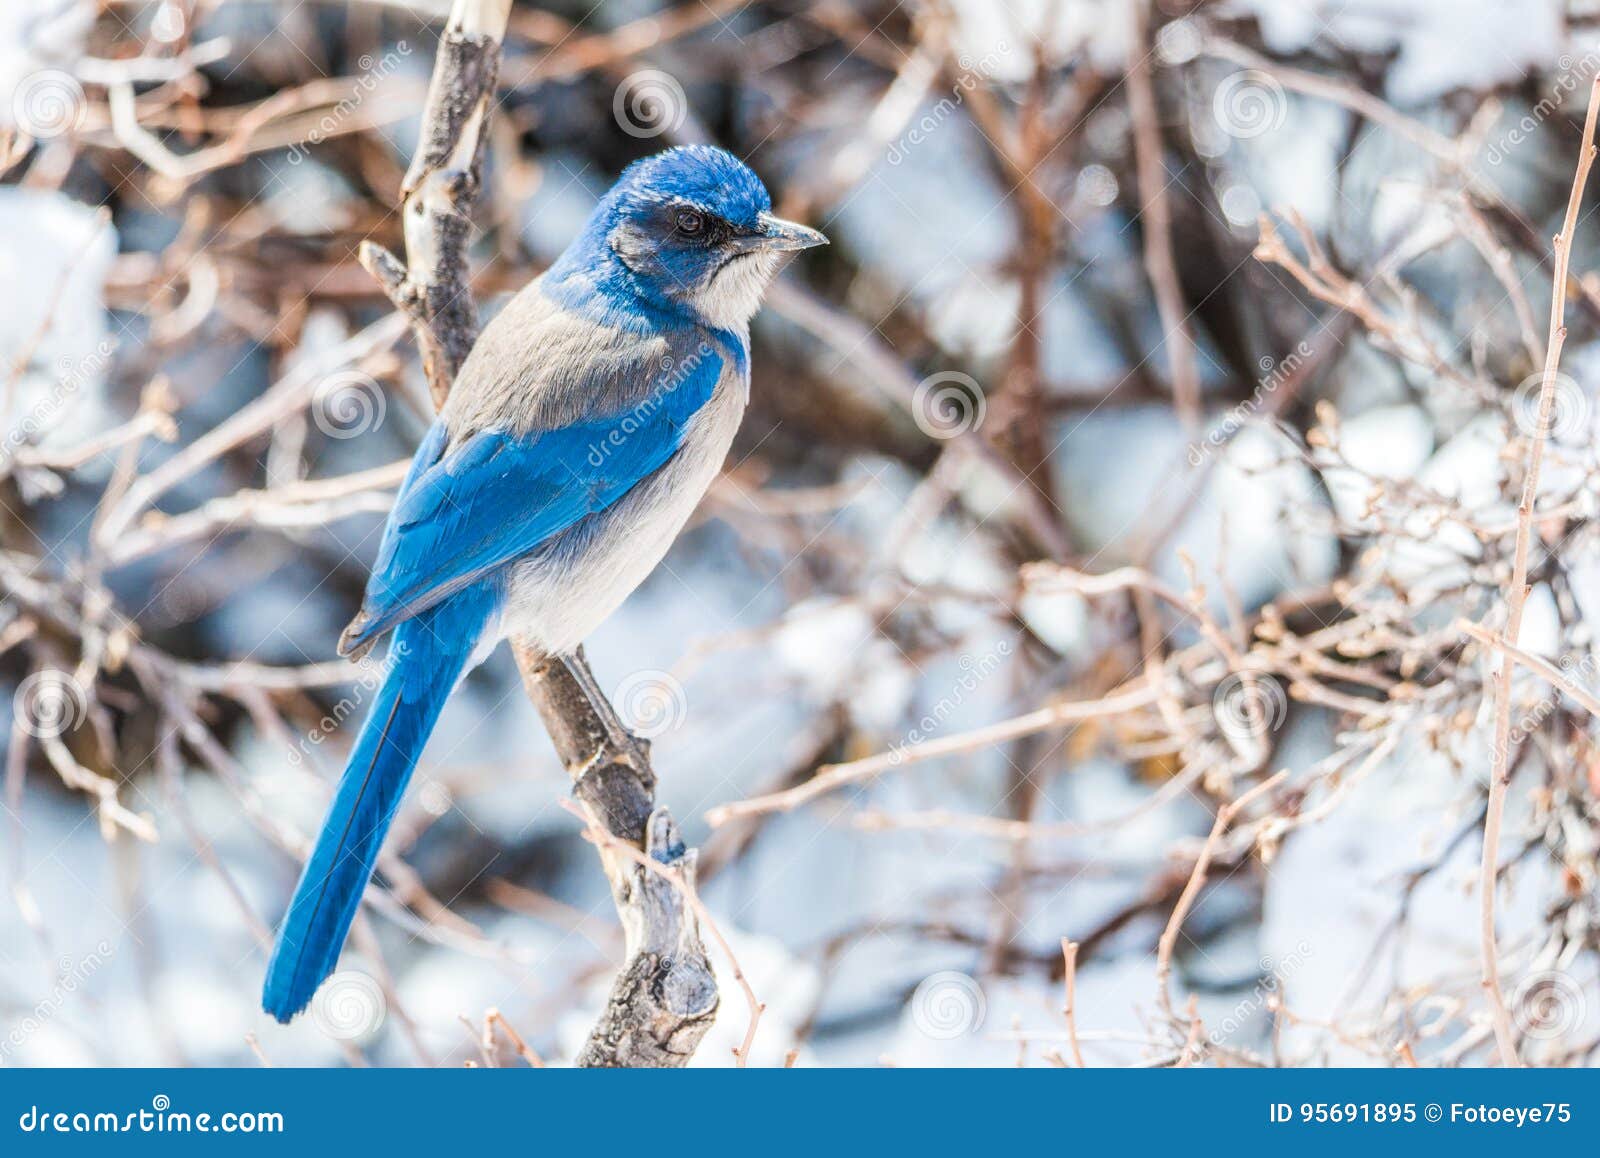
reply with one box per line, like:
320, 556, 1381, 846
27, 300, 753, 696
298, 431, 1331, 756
339, 349, 724, 654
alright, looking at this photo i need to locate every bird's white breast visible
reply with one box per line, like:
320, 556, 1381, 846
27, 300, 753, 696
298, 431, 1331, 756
499, 362, 746, 657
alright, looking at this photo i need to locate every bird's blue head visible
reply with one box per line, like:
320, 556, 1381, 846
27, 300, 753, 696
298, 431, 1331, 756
549, 145, 827, 330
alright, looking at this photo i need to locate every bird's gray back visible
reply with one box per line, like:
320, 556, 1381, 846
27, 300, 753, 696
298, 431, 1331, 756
442, 279, 723, 435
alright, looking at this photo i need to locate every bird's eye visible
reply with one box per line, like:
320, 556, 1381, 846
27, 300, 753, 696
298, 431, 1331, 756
675, 209, 705, 236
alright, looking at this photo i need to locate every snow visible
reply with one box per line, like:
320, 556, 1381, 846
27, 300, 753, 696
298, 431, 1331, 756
1224, 0, 1565, 104
1053, 406, 1338, 613
1323, 403, 1435, 527
0, 188, 118, 457
946, 0, 1133, 83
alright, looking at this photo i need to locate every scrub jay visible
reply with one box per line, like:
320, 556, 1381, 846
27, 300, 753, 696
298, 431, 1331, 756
263, 145, 826, 1021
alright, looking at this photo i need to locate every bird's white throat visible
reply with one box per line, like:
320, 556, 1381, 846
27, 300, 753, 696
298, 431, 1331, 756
693, 250, 782, 331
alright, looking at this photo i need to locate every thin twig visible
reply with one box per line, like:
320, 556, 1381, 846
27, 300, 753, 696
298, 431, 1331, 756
706, 682, 1164, 826
1060, 938, 1086, 1068
1478, 75, 1600, 1069
1128, 0, 1200, 430
1155, 772, 1287, 1027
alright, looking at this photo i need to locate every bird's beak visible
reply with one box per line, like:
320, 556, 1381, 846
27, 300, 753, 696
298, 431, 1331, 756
746, 212, 829, 252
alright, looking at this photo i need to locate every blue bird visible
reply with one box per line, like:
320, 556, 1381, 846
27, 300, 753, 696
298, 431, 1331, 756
263, 145, 826, 1022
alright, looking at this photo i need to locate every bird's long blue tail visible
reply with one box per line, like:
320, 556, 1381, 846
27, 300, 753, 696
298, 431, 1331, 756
262, 584, 496, 1022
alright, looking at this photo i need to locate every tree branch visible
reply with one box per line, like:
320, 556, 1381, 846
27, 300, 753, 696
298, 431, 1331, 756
1478, 73, 1600, 1070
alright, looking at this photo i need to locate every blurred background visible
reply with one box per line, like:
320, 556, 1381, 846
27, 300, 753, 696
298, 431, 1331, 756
3, 0, 1600, 1067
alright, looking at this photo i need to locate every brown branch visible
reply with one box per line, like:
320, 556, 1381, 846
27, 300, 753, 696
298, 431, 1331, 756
1459, 620, 1600, 720
1128, 0, 1200, 430
1478, 74, 1600, 1070
358, 0, 506, 407
1060, 938, 1086, 1068
560, 798, 751, 1065
1155, 772, 1286, 1031
705, 681, 1164, 826
358, 0, 716, 1067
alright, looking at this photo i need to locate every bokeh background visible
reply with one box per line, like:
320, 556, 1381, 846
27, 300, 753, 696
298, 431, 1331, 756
3, 0, 1600, 1067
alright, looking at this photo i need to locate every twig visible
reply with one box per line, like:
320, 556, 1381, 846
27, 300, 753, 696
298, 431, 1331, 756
1128, 0, 1200, 430
706, 681, 1164, 826
1459, 620, 1600, 719
1060, 938, 1086, 1068
1155, 772, 1286, 1027
1478, 74, 1600, 1069
484, 1007, 546, 1068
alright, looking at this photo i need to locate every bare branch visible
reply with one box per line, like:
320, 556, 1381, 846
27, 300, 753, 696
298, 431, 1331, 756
1475, 74, 1600, 1069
